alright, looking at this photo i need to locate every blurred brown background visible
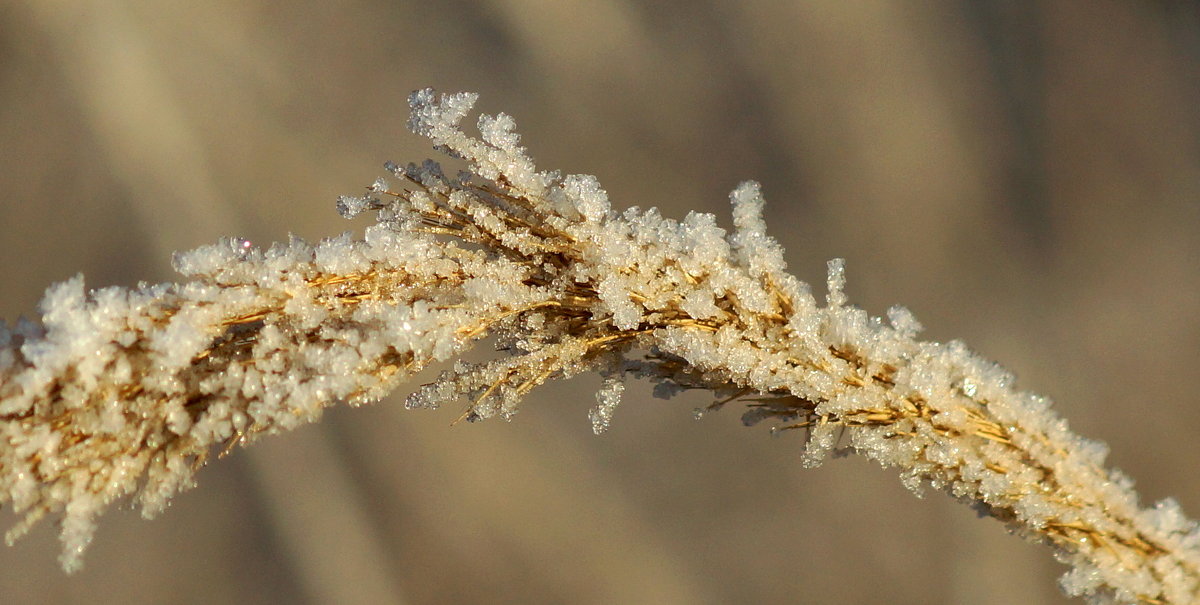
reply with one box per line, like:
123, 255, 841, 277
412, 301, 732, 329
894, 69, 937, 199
1, 2, 1198, 604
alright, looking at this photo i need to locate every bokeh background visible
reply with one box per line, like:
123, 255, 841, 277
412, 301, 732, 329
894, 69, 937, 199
1, 2, 1198, 604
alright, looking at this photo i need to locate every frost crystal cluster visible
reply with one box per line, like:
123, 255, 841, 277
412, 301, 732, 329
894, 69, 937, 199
0, 89, 1197, 603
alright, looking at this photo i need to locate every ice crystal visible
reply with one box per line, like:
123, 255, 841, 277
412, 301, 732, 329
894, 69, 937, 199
589, 375, 625, 435
0, 89, 1195, 603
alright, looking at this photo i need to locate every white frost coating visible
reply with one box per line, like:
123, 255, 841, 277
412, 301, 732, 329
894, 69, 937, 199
886, 304, 923, 337
0, 89, 1195, 604
730, 180, 767, 237
336, 194, 377, 219
406, 88, 479, 140
589, 375, 625, 434
561, 174, 610, 223
825, 258, 847, 308
406, 88, 549, 198
477, 112, 521, 151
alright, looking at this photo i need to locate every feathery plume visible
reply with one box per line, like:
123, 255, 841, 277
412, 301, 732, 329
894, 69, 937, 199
0, 89, 1196, 603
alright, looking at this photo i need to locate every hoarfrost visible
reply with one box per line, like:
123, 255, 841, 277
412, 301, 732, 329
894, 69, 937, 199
589, 375, 625, 435
0, 88, 1193, 605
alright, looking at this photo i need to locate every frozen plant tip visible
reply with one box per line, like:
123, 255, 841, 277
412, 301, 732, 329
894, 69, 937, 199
1, 89, 1197, 604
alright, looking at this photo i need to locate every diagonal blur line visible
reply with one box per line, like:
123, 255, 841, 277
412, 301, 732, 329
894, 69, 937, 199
245, 429, 410, 605
19, 2, 409, 603
19, 0, 238, 261
359, 396, 713, 604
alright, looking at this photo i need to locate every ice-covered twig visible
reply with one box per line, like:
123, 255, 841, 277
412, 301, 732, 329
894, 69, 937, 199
0, 89, 1196, 603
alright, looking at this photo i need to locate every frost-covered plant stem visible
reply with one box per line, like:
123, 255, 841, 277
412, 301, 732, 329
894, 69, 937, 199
1, 89, 1196, 604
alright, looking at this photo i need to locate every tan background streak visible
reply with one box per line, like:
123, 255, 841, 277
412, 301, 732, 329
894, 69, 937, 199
0, 2, 1197, 604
